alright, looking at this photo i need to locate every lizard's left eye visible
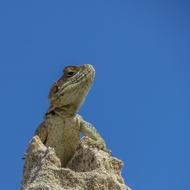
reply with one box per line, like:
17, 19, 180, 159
66, 71, 75, 77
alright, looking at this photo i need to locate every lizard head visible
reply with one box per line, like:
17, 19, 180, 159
48, 64, 95, 115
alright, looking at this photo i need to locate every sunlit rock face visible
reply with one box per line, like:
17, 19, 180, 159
22, 136, 131, 190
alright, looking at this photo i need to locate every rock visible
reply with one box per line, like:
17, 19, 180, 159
22, 136, 131, 190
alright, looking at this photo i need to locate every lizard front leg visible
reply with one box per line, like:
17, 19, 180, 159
22, 122, 48, 159
78, 115, 108, 151
34, 122, 48, 144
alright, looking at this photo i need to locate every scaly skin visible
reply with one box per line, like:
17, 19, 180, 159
35, 64, 106, 167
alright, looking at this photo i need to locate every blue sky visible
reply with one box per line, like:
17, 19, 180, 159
0, 1, 190, 189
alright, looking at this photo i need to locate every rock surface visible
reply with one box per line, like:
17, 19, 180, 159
22, 136, 131, 190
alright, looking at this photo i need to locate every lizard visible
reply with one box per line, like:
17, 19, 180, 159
34, 64, 107, 167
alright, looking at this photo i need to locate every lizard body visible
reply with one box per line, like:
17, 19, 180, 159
35, 64, 106, 166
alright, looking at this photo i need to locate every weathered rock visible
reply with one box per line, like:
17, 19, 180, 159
22, 136, 131, 190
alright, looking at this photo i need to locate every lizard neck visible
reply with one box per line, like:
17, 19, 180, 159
46, 103, 79, 119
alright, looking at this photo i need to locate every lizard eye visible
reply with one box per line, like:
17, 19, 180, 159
66, 71, 76, 77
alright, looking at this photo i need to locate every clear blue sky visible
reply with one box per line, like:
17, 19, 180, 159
0, 1, 190, 189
